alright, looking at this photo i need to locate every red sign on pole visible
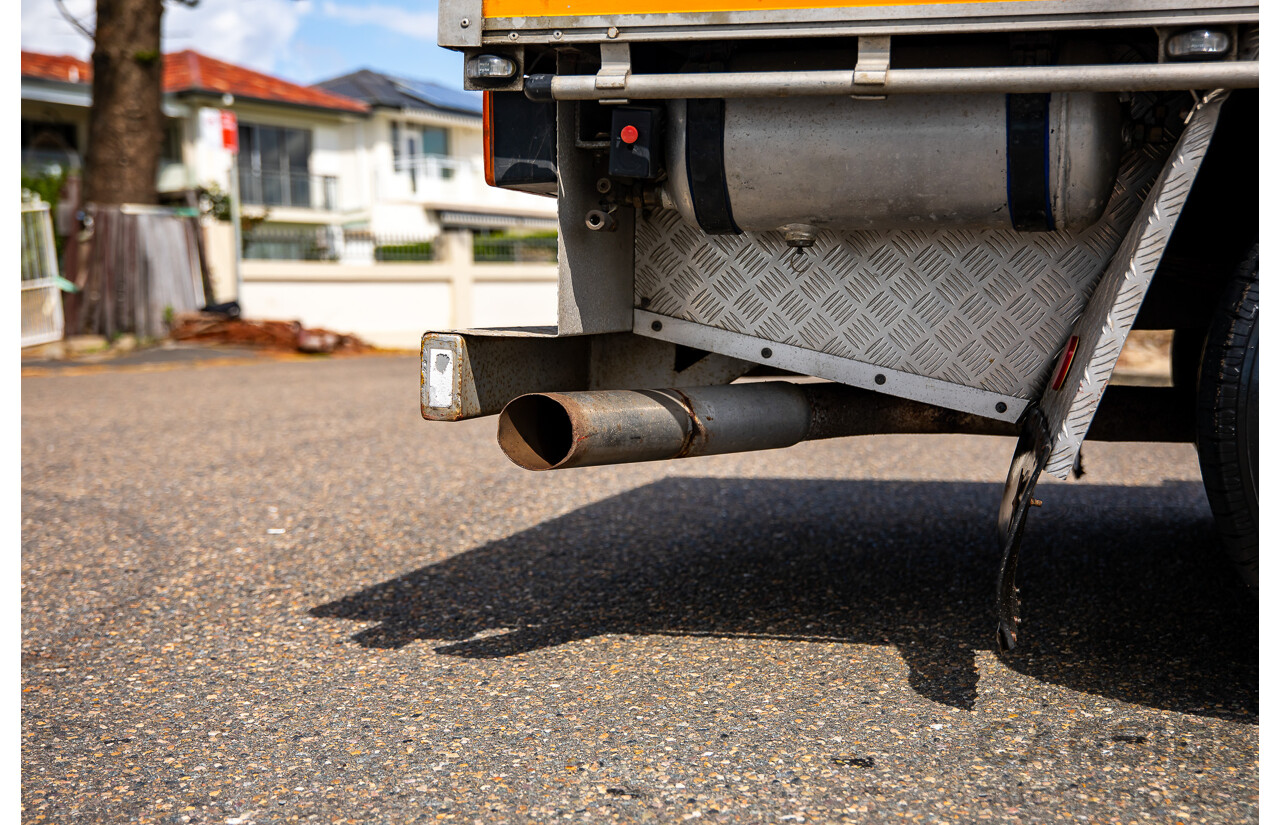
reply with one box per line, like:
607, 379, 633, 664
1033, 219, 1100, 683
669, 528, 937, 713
220, 111, 239, 153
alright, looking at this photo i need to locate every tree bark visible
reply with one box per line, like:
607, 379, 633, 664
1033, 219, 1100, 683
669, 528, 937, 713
85, 0, 164, 205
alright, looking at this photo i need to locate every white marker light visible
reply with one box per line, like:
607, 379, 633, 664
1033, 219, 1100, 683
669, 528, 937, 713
466, 55, 518, 80
1167, 29, 1231, 59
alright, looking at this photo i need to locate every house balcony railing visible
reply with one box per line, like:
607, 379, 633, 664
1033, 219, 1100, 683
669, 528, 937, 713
238, 169, 338, 211
393, 153, 470, 192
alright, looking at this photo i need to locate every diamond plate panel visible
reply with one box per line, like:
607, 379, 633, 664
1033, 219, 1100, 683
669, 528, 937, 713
635, 138, 1169, 400
1041, 92, 1226, 479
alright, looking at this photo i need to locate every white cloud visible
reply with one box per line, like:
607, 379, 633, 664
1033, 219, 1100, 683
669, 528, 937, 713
21, 0, 95, 60
21, 0, 312, 76
163, 0, 310, 74
318, 1, 437, 41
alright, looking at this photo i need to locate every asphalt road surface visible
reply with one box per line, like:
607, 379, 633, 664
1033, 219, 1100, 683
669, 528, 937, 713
22, 354, 1258, 824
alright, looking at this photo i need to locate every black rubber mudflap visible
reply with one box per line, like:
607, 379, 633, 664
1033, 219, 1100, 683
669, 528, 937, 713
996, 406, 1051, 652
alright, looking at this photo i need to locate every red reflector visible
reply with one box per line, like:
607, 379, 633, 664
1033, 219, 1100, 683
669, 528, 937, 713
1051, 335, 1080, 391
620, 124, 639, 144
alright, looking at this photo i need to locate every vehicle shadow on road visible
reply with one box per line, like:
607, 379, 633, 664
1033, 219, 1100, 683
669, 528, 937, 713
311, 477, 1256, 723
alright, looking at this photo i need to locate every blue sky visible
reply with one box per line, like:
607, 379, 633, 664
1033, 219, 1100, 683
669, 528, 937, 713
21, 0, 466, 89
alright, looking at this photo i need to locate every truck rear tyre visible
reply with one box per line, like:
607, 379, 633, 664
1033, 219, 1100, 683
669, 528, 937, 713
1195, 245, 1259, 589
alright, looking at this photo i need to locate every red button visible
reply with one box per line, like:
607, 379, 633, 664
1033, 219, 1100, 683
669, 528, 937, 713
620, 125, 639, 144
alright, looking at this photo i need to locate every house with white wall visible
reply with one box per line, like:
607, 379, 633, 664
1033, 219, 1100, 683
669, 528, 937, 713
313, 69, 557, 240
20, 49, 560, 348
21, 50, 370, 217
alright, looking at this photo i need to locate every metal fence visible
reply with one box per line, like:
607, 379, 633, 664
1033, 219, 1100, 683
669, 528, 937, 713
241, 229, 442, 262
21, 199, 65, 347
241, 227, 558, 264
346, 231, 440, 263
242, 227, 341, 261
473, 235, 558, 263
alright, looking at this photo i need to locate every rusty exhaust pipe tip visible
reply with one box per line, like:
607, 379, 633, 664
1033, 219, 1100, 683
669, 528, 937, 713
498, 393, 576, 470
497, 384, 810, 471
498, 390, 695, 470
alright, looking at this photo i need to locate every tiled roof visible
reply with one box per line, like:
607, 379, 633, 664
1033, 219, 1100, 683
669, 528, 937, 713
163, 51, 369, 113
315, 69, 481, 116
21, 49, 369, 115
21, 51, 91, 84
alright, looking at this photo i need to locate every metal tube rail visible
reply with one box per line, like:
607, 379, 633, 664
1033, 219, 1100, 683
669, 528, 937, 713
531, 61, 1259, 100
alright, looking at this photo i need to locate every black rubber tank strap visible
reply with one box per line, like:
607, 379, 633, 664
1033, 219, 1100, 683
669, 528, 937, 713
1006, 93, 1054, 232
685, 97, 741, 235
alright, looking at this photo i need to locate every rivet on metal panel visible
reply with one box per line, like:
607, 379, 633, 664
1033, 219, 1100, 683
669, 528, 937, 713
460, 17, 469, 27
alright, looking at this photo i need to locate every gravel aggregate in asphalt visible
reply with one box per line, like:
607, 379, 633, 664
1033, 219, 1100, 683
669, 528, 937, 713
22, 355, 1257, 824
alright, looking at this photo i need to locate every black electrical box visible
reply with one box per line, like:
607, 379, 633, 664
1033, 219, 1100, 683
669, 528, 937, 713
608, 106, 664, 179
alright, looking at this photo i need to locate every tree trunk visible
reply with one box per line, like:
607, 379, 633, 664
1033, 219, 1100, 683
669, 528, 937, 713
85, 0, 164, 206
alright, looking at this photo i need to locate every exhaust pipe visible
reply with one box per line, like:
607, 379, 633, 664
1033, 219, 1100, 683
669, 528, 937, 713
496, 381, 1016, 471
496, 381, 1193, 471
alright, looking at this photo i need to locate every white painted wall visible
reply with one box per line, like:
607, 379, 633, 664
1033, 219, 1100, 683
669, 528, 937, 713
472, 281, 558, 328
203, 221, 237, 303
310, 124, 342, 178
239, 260, 558, 349
452, 125, 483, 160
240, 278, 455, 349
370, 202, 438, 237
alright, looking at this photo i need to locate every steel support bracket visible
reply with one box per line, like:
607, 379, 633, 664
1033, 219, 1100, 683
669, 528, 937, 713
596, 42, 632, 103
852, 35, 890, 99
995, 405, 1051, 653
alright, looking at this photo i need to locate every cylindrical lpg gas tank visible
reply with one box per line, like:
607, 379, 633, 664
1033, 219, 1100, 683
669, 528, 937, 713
660, 90, 1122, 235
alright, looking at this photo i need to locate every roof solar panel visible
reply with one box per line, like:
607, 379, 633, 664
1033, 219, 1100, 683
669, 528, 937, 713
392, 78, 482, 114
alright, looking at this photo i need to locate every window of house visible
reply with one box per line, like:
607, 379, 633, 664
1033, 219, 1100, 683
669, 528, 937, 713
237, 123, 313, 208
419, 126, 448, 157
161, 120, 183, 165
392, 121, 453, 192
21, 119, 80, 175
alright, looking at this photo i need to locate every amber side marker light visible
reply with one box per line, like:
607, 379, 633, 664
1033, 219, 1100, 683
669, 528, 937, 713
1051, 335, 1080, 391
482, 91, 495, 187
